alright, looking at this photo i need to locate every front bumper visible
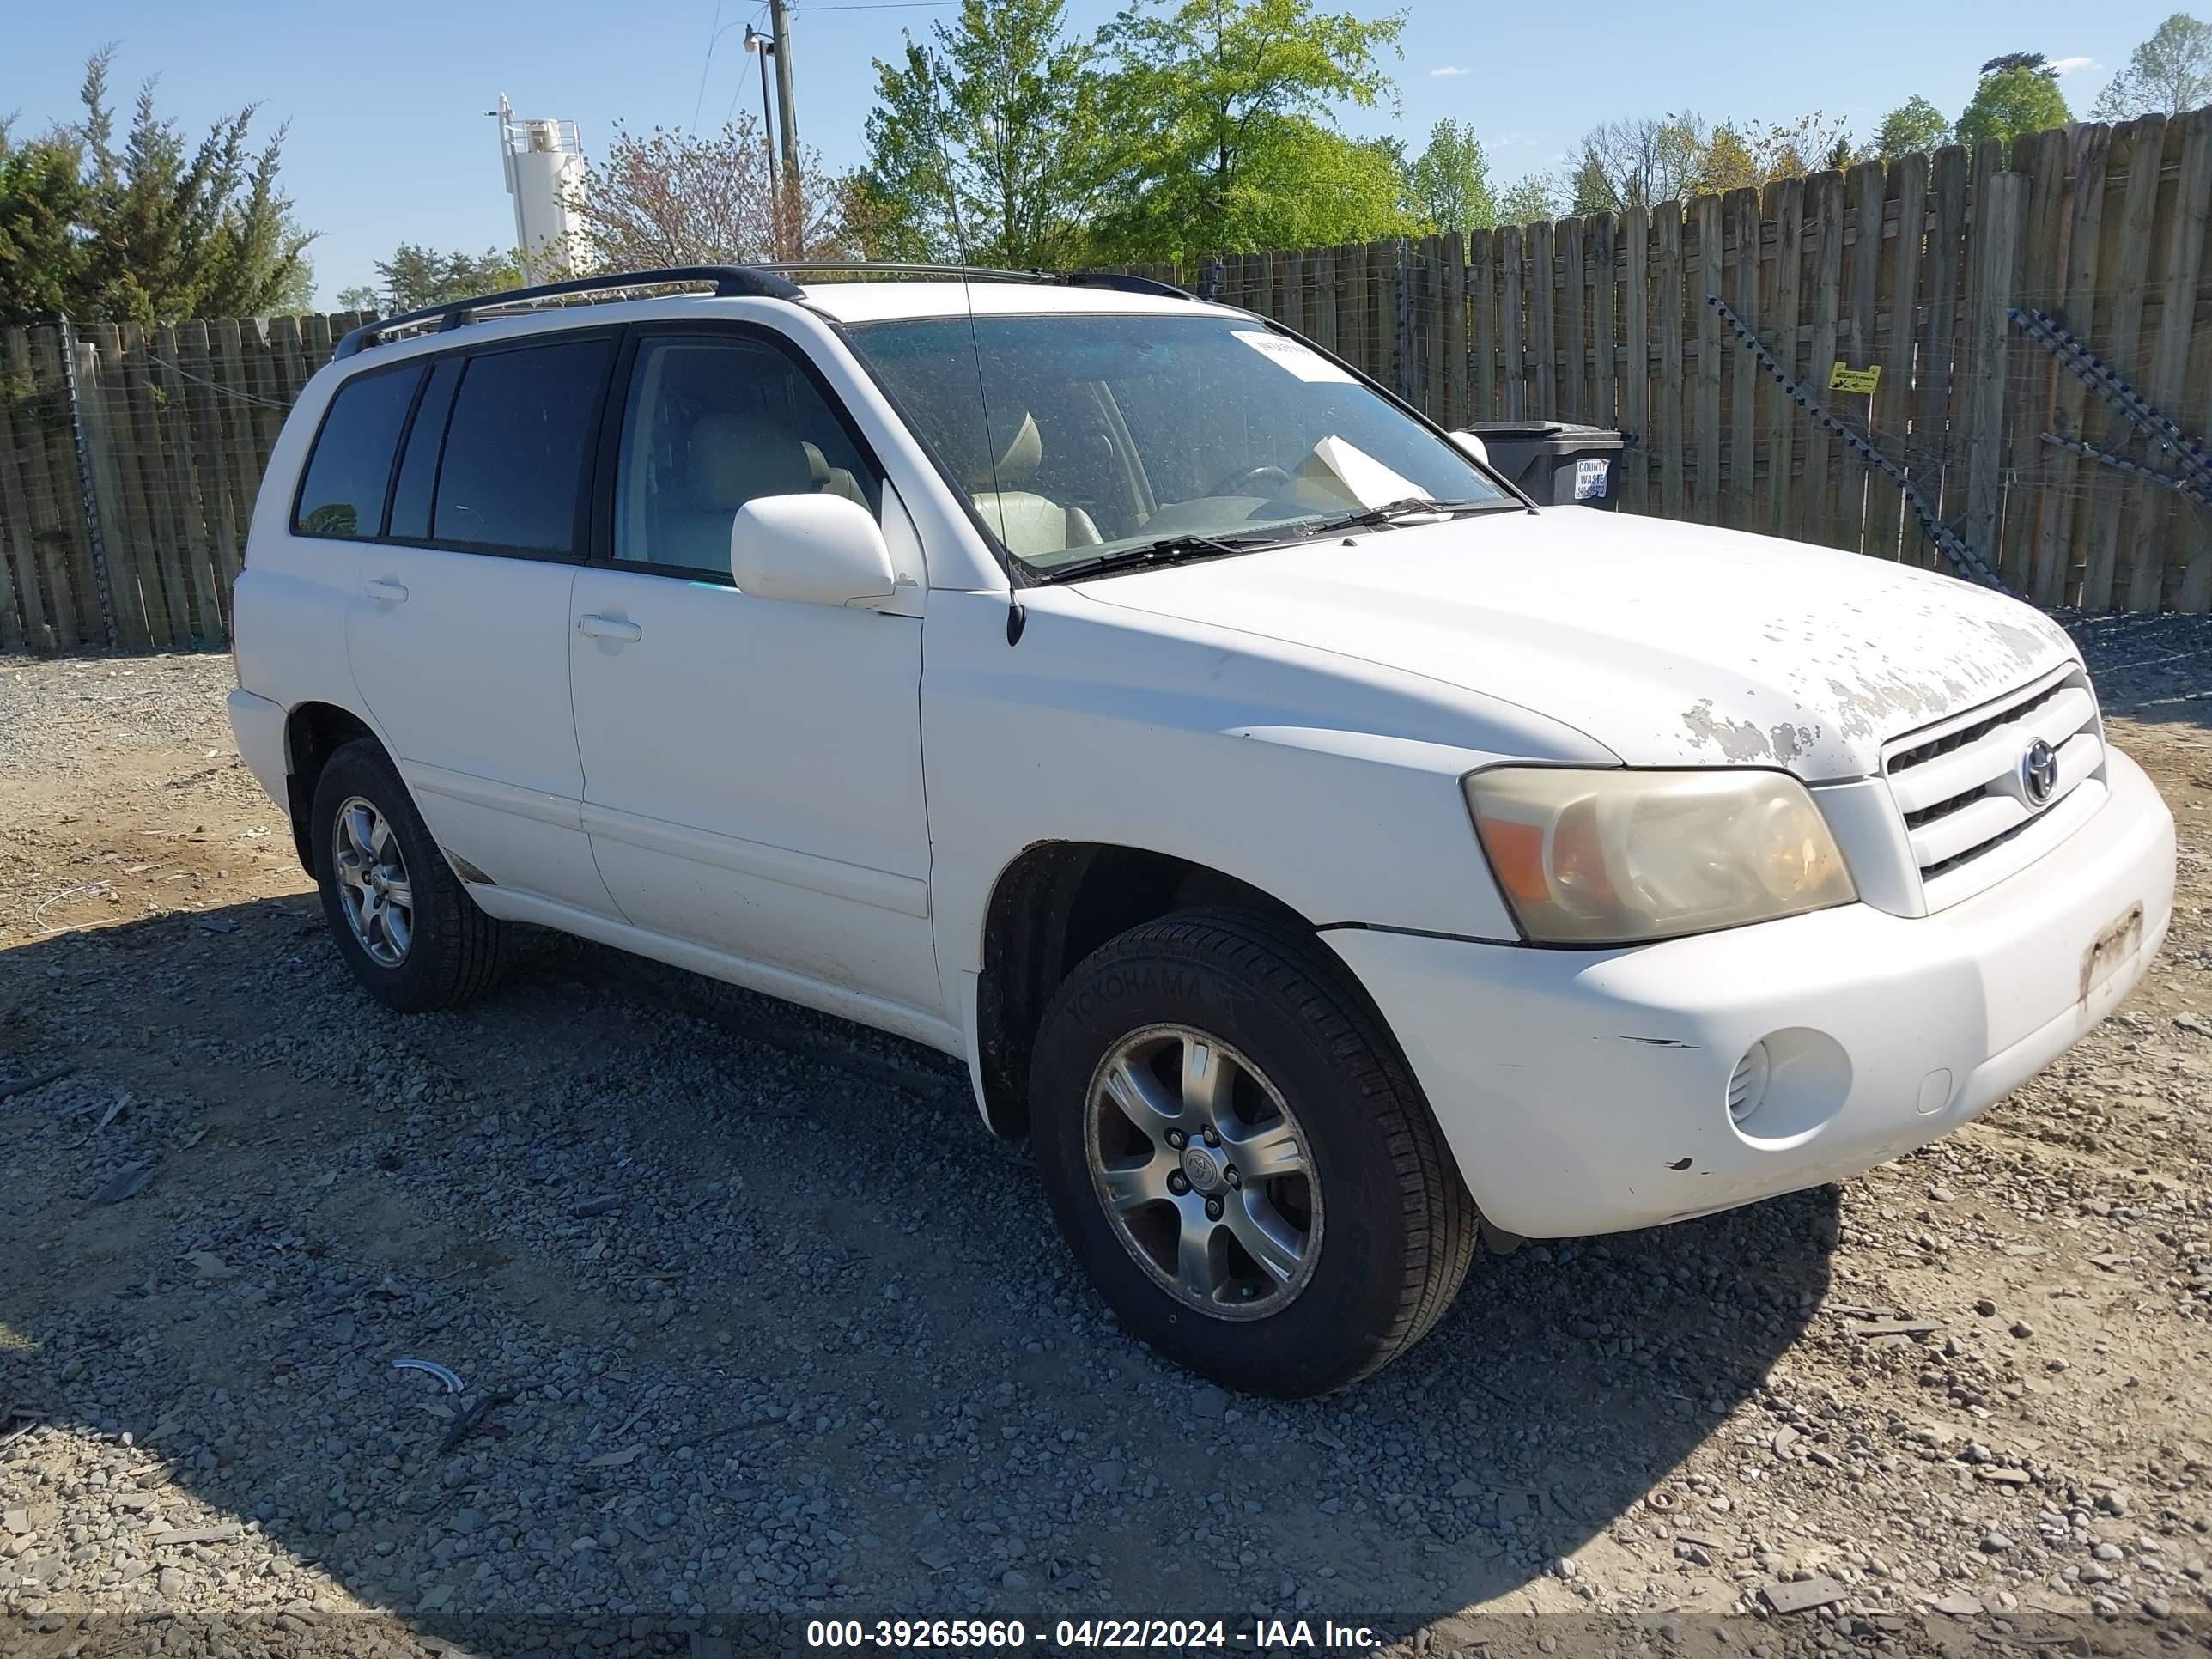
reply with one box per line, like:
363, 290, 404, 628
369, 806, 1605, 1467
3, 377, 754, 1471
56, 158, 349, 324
1327, 748, 2176, 1239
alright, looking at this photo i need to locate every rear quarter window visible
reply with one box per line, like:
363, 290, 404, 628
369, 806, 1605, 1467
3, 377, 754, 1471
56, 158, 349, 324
291, 363, 425, 539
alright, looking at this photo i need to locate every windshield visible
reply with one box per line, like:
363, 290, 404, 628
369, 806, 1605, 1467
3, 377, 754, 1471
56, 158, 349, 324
846, 312, 1510, 574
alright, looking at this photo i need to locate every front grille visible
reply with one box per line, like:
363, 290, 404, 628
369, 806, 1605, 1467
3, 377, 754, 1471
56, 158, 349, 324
1883, 668, 2103, 908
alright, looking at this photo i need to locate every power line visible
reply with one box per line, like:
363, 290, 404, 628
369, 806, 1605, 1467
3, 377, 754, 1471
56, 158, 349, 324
787, 2, 957, 9
689, 0, 725, 135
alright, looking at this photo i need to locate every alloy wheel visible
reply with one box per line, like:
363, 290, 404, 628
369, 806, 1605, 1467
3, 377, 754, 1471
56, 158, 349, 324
331, 796, 413, 968
1084, 1023, 1322, 1320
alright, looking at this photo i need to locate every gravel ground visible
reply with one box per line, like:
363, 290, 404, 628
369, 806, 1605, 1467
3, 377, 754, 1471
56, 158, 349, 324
1, 627, 2209, 1658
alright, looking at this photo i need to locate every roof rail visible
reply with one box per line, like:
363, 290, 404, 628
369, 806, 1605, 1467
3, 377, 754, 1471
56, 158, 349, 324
756, 262, 1198, 301
331, 264, 804, 360
1054, 270, 1197, 301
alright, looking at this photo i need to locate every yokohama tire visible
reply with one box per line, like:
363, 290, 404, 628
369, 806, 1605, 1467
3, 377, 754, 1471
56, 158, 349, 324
1030, 907, 1477, 1396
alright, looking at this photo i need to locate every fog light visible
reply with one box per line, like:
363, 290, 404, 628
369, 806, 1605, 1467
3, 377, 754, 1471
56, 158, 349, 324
1726, 1042, 1771, 1124
1727, 1028, 1852, 1146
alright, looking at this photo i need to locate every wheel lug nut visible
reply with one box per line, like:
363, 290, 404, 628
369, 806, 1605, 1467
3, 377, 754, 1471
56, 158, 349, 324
1204, 1196, 1224, 1221
1224, 1165, 1240, 1188
1167, 1171, 1189, 1195
1165, 1129, 1187, 1149
1202, 1127, 1220, 1147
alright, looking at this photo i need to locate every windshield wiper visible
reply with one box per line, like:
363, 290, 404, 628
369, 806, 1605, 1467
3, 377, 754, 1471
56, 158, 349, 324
1289, 496, 1522, 538
1033, 532, 1286, 584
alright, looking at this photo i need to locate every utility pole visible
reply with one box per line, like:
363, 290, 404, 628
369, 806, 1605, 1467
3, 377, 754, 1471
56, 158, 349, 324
769, 0, 799, 179
744, 25, 781, 255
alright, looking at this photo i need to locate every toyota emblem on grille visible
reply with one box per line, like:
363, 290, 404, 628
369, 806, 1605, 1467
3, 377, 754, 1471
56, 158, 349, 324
2022, 738, 2059, 805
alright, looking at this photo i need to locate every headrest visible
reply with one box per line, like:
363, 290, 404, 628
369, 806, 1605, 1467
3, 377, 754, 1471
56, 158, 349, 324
969, 412, 1042, 489
685, 412, 817, 509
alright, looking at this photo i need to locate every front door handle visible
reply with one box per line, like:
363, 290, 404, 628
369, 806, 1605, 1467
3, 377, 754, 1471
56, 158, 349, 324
364, 579, 409, 603
577, 613, 643, 643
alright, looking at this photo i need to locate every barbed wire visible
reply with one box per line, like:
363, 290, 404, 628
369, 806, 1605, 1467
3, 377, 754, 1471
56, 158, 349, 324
2008, 307, 2212, 495
143, 354, 295, 412
2036, 433, 2212, 508
1702, 293, 2008, 593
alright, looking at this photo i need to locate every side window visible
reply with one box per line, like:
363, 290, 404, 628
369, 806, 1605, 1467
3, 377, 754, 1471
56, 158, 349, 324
385, 356, 461, 543
613, 335, 878, 574
433, 337, 613, 554
291, 363, 424, 539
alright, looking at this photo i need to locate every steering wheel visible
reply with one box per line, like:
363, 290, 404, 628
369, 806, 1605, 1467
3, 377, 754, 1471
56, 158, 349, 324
1202, 464, 1291, 498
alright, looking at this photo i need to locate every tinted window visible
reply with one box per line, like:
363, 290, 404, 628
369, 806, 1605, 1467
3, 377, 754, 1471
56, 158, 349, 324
292, 364, 423, 539
386, 356, 461, 543
613, 336, 878, 574
433, 338, 613, 553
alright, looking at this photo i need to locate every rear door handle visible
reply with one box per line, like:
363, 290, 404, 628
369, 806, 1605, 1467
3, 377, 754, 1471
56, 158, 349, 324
364, 579, 409, 603
577, 613, 643, 643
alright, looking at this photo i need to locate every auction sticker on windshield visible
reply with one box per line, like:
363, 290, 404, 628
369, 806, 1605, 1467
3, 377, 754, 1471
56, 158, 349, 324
1231, 329, 1356, 383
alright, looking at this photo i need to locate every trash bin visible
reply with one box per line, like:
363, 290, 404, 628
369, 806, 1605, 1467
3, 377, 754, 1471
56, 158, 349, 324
1460, 421, 1626, 509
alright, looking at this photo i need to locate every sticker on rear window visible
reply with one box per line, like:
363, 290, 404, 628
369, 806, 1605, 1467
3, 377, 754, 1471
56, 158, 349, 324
1232, 330, 1356, 384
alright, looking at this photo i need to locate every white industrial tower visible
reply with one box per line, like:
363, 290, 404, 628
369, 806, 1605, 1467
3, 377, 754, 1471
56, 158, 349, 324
494, 94, 586, 283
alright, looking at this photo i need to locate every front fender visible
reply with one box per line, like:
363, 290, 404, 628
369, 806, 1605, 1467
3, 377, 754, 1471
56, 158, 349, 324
921, 586, 1615, 981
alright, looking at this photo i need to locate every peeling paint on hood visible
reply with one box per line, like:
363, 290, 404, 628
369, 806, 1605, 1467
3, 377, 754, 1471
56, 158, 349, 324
1077, 508, 2080, 779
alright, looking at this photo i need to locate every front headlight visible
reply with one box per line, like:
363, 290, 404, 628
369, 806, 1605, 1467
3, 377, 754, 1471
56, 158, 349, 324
1463, 767, 1857, 945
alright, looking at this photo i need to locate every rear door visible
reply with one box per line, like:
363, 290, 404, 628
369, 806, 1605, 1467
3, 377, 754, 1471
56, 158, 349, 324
343, 332, 621, 915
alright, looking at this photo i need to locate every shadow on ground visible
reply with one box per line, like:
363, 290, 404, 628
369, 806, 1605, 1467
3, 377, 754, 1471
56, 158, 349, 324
2063, 612, 2212, 732
0, 897, 1834, 1648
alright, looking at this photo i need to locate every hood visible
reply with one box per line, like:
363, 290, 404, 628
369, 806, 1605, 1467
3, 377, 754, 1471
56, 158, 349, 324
1076, 507, 2079, 779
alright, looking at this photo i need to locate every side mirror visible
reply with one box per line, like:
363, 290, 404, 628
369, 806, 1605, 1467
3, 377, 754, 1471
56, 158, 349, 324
1450, 430, 1490, 467
730, 494, 898, 609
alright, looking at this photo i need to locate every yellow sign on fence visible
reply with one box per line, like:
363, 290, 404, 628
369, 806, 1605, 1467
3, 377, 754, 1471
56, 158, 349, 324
1829, 362, 1881, 394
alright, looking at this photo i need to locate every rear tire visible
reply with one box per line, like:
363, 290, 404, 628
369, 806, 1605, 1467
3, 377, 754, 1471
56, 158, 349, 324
310, 738, 511, 1012
1030, 907, 1476, 1396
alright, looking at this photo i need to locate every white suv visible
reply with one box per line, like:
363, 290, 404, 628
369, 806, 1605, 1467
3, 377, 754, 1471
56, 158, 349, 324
228, 264, 2175, 1396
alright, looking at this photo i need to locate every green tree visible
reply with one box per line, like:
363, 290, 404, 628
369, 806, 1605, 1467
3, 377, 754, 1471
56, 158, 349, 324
1498, 171, 1564, 226
1876, 94, 1950, 157
854, 0, 1112, 266
1406, 118, 1497, 235
2093, 13, 2212, 118
1093, 0, 1407, 259
352, 245, 520, 313
0, 122, 89, 324
1693, 124, 1759, 193
1214, 122, 1412, 249
68, 48, 317, 323
1955, 52, 2073, 147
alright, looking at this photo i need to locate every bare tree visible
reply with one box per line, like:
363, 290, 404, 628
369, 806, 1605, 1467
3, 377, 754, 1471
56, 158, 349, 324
566, 118, 848, 271
1569, 113, 1705, 215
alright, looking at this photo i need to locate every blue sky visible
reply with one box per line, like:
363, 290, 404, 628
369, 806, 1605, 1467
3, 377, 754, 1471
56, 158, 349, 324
4, 0, 2173, 306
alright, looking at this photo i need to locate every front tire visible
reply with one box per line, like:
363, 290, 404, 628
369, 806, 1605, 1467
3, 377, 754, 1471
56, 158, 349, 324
1030, 908, 1476, 1396
310, 738, 511, 1012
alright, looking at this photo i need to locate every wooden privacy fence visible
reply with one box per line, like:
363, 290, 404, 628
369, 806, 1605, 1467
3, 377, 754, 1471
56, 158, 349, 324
3, 109, 2208, 653
0, 313, 371, 654
1148, 109, 2212, 615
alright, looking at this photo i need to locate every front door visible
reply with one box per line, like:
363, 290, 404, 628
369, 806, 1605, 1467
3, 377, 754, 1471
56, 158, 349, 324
568, 328, 938, 1016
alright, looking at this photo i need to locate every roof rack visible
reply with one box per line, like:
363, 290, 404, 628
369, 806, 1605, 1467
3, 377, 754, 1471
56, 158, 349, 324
331, 259, 1203, 362
755, 262, 1198, 301
331, 264, 804, 359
